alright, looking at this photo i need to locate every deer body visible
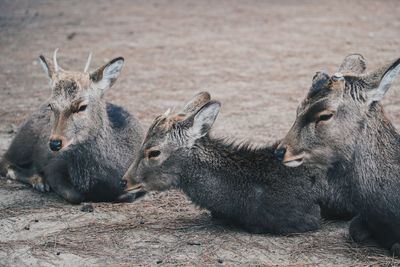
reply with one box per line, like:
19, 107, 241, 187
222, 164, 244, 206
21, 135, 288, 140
346, 107, 400, 250
0, 51, 143, 204
178, 137, 323, 234
122, 92, 336, 234
276, 55, 400, 254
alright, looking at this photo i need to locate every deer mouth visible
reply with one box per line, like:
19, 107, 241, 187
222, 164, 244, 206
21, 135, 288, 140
283, 152, 305, 167
125, 183, 145, 193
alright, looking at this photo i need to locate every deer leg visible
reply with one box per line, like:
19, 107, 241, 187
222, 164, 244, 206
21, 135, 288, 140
391, 243, 400, 257
29, 174, 51, 192
47, 173, 84, 204
44, 161, 84, 205
349, 215, 371, 242
2, 162, 50, 193
0, 159, 8, 177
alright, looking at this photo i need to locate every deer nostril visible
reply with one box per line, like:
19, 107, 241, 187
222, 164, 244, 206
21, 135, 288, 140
274, 147, 286, 161
120, 179, 127, 190
49, 139, 62, 151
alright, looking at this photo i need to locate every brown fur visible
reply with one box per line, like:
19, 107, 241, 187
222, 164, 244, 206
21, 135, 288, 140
1, 51, 143, 203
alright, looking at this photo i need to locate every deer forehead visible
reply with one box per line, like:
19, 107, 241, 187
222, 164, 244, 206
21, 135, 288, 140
54, 72, 90, 89
156, 114, 186, 130
143, 114, 187, 143
52, 72, 92, 99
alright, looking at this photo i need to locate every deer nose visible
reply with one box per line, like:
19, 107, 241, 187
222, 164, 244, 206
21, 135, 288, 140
274, 147, 286, 161
120, 179, 127, 190
49, 139, 62, 151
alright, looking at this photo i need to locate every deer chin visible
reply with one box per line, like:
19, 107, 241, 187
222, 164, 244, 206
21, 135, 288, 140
125, 183, 145, 194
59, 139, 75, 151
283, 152, 305, 168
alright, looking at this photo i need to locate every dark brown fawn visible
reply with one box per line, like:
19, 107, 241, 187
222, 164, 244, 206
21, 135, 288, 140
121, 92, 355, 234
276, 54, 400, 255
0, 49, 144, 204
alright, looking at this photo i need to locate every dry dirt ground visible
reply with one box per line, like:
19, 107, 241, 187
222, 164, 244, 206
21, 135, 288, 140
1, 0, 400, 266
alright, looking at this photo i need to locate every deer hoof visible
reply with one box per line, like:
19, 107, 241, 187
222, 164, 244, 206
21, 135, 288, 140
349, 216, 370, 242
391, 243, 400, 257
30, 175, 50, 193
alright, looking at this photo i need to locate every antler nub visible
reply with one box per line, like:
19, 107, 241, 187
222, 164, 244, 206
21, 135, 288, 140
84, 52, 92, 73
164, 108, 172, 117
332, 72, 344, 81
53, 48, 59, 73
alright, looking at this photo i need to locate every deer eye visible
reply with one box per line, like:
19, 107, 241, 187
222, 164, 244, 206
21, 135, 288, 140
316, 112, 333, 123
77, 104, 87, 113
148, 150, 161, 159
47, 104, 53, 111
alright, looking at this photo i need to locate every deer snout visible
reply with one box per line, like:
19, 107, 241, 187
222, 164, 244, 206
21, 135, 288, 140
122, 170, 145, 193
121, 168, 134, 191
49, 135, 73, 151
275, 144, 305, 168
121, 176, 138, 191
49, 139, 63, 151
120, 178, 128, 190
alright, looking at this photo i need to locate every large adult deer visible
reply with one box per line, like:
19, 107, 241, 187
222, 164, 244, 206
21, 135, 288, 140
0, 49, 143, 204
276, 54, 400, 255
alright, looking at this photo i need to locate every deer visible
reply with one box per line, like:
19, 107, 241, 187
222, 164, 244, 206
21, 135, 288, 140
121, 92, 334, 234
0, 49, 144, 204
275, 54, 400, 256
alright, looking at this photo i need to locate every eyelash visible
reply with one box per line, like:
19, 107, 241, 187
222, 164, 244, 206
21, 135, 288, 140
148, 150, 161, 159
316, 113, 333, 124
318, 113, 333, 122
77, 105, 87, 112
47, 104, 87, 113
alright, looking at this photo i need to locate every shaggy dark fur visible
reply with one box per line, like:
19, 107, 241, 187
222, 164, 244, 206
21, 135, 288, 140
123, 92, 348, 234
277, 54, 400, 255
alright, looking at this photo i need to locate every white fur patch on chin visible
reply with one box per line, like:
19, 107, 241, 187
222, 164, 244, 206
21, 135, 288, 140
6, 168, 17, 180
283, 159, 304, 168
60, 139, 75, 151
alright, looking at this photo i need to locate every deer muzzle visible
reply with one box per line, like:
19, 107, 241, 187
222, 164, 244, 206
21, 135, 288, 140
275, 144, 305, 167
121, 172, 145, 193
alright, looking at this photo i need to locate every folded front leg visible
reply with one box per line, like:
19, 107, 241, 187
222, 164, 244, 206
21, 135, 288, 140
349, 215, 371, 242
2, 162, 50, 193
44, 160, 84, 204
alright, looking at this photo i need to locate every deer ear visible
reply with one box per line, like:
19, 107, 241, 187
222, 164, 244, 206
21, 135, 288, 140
182, 91, 211, 114
338, 53, 366, 75
365, 58, 400, 104
38, 55, 55, 82
187, 101, 221, 140
90, 57, 124, 91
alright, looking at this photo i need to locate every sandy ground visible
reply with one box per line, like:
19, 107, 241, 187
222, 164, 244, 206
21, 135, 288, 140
1, 0, 400, 266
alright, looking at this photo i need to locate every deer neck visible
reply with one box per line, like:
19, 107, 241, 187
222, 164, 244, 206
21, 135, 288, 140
356, 106, 400, 165
344, 106, 400, 198
177, 135, 273, 212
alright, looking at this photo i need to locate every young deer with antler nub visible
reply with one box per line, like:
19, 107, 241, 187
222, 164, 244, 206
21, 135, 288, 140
276, 54, 400, 255
0, 50, 143, 204
122, 92, 325, 234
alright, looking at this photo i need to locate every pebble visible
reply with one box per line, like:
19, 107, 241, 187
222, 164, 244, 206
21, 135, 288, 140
80, 203, 94, 212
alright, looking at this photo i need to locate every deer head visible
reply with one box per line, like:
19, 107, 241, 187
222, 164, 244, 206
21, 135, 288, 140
38, 49, 124, 151
275, 54, 400, 168
122, 92, 221, 192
